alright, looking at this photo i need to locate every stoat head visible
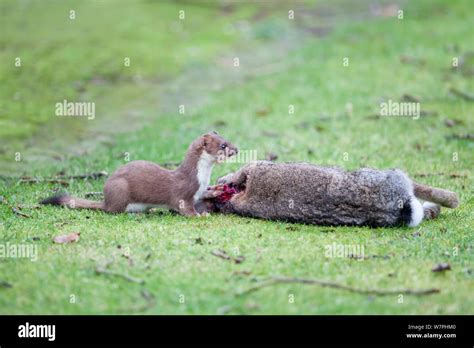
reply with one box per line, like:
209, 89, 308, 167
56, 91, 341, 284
200, 131, 238, 163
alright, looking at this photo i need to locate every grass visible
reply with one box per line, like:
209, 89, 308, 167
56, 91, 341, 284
0, 0, 473, 314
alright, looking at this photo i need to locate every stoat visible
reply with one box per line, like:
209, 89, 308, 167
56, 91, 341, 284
201, 161, 459, 227
41, 131, 238, 216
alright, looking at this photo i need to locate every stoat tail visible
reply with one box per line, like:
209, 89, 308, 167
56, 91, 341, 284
40, 193, 104, 210
412, 182, 459, 208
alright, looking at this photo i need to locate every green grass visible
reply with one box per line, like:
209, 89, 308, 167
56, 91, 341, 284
0, 0, 473, 314
0, 0, 259, 167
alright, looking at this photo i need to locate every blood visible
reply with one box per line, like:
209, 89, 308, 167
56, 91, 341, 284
215, 184, 239, 203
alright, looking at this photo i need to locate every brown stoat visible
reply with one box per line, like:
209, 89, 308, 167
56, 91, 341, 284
41, 131, 238, 216
201, 161, 459, 227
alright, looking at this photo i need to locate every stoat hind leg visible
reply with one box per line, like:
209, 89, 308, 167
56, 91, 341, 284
103, 178, 130, 213
125, 203, 152, 213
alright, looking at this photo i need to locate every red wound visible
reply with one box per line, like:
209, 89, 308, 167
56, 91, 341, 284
215, 184, 238, 203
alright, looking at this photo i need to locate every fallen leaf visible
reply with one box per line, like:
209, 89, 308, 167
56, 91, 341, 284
432, 263, 451, 272
444, 119, 455, 127
53, 232, 80, 244
211, 249, 231, 260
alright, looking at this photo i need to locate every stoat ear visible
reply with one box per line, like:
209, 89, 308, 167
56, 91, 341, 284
201, 134, 210, 147
210, 130, 218, 135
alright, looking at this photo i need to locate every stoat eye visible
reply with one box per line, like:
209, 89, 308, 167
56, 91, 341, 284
220, 144, 227, 149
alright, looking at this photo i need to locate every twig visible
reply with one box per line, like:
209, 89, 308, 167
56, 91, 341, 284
12, 207, 31, 218
211, 249, 245, 264
60, 171, 108, 180
18, 178, 69, 186
18, 171, 108, 185
445, 134, 474, 141
449, 87, 474, 101
413, 172, 468, 178
211, 249, 231, 260
85, 191, 103, 198
1, 196, 31, 218
117, 289, 156, 313
95, 267, 145, 284
236, 276, 440, 297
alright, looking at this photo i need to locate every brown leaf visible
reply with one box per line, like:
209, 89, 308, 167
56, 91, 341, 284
444, 119, 455, 127
432, 263, 451, 272
53, 232, 80, 244
445, 118, 464, 128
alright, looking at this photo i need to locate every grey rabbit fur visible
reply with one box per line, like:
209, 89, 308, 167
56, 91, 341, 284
201, 161, 459, 228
